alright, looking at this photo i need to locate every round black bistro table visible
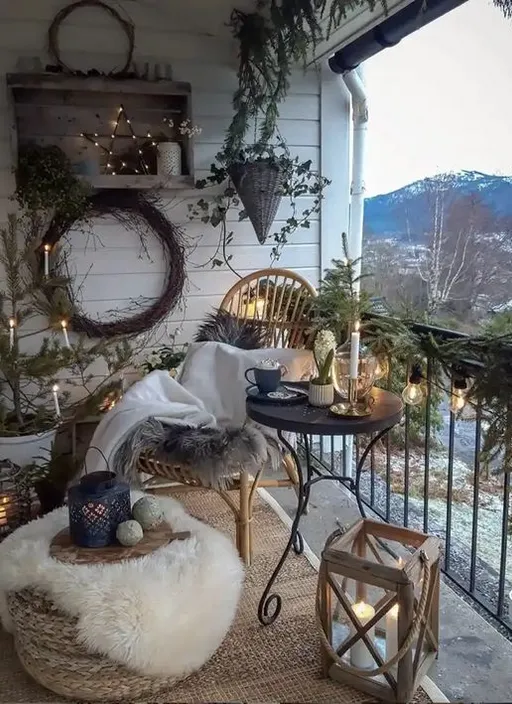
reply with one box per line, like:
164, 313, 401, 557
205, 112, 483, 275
246, 384, 403, 626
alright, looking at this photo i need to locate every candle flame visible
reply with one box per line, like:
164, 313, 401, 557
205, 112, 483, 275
1, 496, 9, 504
60, 319, 68, 330
8, 318, 15, 328
354, 320, 360, 332
52, 384, 59, 393
43, 243, 51, 252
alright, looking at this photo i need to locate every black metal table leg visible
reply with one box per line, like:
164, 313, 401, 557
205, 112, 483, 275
354, 427, 391, 518
258, 429, 306, 625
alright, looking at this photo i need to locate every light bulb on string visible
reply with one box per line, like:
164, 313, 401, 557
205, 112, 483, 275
450, 374, 468, 414
402, 364, 424, 406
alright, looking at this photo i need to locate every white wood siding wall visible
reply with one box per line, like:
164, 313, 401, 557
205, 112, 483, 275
0, 1, 350, 359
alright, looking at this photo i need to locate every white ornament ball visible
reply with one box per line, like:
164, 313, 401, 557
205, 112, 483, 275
132, 496, 164, 530
116, 519, 144, 547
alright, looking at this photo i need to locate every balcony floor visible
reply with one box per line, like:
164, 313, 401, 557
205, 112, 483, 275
268, 480, 512, 704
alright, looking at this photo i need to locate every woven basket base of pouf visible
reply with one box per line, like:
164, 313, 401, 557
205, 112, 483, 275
9, 590, 180, 701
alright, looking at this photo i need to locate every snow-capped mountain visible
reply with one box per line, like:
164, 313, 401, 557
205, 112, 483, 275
364, 171, 512, 239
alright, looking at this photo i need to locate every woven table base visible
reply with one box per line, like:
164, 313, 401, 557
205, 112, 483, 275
1, 490, 435, 703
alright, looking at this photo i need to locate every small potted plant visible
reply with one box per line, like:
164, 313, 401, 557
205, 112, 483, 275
309, 330, 336, 408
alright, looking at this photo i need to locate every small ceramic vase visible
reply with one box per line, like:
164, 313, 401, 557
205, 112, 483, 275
308, 382, 334, 408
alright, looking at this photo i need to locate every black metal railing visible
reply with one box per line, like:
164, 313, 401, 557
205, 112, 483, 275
306, 320, 512, 635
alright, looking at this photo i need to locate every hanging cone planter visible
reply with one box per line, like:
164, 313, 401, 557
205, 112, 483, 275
228, 159, 284, 244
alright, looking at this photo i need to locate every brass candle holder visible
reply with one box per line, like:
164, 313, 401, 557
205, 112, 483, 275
330, 378, 374, 418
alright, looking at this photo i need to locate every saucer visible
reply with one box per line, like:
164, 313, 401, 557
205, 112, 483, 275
246, 385, 305, 405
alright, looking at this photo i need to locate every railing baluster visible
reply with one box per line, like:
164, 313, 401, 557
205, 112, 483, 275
469, 404, 482, 593
370, 433, 376, 508
404, 405, 410, 527
423, 357, 433, 534
445, 394, 456, 571
385, 430, 391, 522
331, 435, 336, 474
497, 470, 510, 618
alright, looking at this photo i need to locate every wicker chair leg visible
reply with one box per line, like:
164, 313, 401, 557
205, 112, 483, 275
237, 470, 252, 566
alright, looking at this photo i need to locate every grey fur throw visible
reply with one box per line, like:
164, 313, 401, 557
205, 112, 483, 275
194, 308, 266, 350
113, 417, 282, 489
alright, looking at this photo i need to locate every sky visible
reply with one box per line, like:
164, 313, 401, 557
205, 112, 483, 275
363, 0, 512, 197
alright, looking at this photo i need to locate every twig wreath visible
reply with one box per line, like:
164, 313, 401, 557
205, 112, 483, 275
42, 189, 186, 338
48, 0, 135, 76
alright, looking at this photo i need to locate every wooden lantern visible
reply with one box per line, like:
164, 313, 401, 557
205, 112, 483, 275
316, 519, 440, 704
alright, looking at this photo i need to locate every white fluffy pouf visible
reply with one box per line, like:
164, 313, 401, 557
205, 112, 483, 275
0, 492, 244, 679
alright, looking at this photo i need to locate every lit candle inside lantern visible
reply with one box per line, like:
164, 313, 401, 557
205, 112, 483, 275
385, 603, 399, 662
43, 243, 51, 277
0, 495, 9, 526
8, 317, 15, 351
60, 320, 71, 348
350, 601, 375, 669
349, 321, 360, 379
52, 384, 61, 418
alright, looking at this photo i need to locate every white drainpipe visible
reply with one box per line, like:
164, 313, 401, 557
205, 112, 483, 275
342, 68, 368, 292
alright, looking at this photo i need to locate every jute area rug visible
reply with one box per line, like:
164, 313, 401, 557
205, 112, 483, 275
0, 489, 435, 703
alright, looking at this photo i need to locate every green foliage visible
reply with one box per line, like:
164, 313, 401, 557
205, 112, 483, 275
225, 0, 381, 157
15, 144, 89, 221
189, 141, 329, 266
312, 347, 334, 385
141, 344, 188, 375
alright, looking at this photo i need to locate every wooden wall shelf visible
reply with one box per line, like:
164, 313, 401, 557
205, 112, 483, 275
7, 73, 195, 189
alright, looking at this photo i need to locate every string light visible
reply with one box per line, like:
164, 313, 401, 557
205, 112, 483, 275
402, 364, 424, 406
80, 104, 151, 175
450, 373, 468, 414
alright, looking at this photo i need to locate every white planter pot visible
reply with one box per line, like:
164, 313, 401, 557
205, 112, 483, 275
308, 383, 334, 408
157, 142, 182, 176
0, 429, 56, 468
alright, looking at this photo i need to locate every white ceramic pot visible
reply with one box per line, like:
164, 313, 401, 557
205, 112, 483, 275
0, 428, 56, 468
308, 382, 334, 408
157, 142, 182, 176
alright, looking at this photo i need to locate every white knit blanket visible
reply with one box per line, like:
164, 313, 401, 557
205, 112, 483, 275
87, 342, 313, 474
0, 492, 244, 678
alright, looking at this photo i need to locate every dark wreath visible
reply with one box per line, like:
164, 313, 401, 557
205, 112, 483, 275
42, 190, 186, 339
48, 0, 135, 76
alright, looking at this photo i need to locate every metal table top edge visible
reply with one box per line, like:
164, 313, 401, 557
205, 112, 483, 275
246, 386, 403, 436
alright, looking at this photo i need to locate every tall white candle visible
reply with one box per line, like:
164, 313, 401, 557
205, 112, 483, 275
52, 384, 61, 418
385, 603, 399, 662
350, 601, 375, 670
8, 318, 15, 351
349, 321, 360, 379
43, 244, 51, 277
60, 320, 70, 348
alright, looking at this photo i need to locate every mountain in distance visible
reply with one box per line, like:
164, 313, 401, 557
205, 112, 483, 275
364, 170, 512, 240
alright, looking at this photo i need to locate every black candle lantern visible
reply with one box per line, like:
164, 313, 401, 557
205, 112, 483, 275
68, 471, 131, 548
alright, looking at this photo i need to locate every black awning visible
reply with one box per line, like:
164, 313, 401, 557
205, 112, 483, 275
329, 0, 468, 73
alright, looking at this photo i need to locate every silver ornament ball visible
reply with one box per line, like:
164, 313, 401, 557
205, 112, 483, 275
132, 496, 164, 530
116, 519, 144, 547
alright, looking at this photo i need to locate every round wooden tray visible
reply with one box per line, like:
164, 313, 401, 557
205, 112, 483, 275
50, 524, 191, 565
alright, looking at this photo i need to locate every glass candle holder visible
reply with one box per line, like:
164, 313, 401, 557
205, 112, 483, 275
333, 340, 378, 401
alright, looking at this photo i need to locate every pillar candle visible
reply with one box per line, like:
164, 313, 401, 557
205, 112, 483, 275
52, 384, 61, 418
385, 603, 399, 662
349, 322, 360, 379
43, 244, 51, 277
60, 320, 70, 348
8, 318, 15, 351
350, 601, 375, 669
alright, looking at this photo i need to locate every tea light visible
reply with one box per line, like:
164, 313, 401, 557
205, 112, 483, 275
385, 603, 399, 661
60, 320, 70, 348
349, 321, 360, 379
350, 601, 375, 669
52, 384, 61, 418
43, 243, 51, 277
8, 318, 15, 351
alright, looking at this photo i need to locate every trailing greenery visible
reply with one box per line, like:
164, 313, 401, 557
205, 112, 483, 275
189, 141, 329, 265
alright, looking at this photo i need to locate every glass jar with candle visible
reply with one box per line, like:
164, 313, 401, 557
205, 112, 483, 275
332, 339, 378, 401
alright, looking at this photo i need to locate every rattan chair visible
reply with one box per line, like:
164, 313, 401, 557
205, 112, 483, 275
140, 268, 317, 566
